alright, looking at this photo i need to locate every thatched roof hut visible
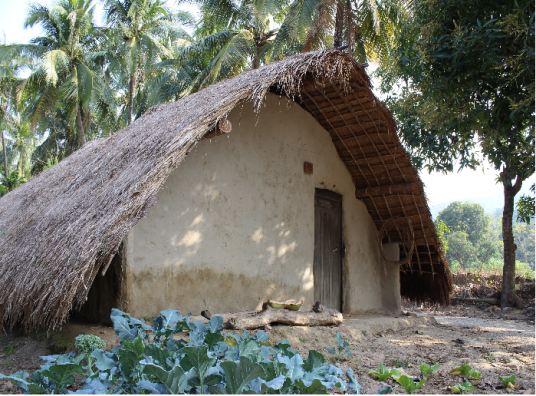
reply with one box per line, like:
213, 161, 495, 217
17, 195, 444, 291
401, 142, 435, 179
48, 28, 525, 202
0, 49, 451, 330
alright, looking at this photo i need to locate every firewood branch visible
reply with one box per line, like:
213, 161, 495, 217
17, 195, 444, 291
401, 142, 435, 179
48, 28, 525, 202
201, 302, 343, 330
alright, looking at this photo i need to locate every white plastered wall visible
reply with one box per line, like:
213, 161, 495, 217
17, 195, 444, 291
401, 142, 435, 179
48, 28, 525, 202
125, 93, 400, 317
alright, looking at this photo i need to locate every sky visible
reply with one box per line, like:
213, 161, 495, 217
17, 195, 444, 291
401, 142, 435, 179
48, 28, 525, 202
1, 0, 534, 209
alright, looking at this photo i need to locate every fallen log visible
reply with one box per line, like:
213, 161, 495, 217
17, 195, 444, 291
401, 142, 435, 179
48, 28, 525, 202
451, 297, 499, 305
202, 302, 343, 330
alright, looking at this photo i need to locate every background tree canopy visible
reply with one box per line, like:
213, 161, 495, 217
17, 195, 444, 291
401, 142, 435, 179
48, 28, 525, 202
379, 0, 535, 307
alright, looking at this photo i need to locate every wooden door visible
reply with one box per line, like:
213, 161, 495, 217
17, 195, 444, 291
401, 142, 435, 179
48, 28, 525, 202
314, 189, 343, 311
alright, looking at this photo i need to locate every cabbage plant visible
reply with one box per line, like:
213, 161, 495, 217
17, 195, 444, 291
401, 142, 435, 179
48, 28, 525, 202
0, 309, 362, 394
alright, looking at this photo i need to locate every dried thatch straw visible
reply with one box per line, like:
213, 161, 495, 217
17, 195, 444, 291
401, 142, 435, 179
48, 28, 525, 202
0, 49, 452, 330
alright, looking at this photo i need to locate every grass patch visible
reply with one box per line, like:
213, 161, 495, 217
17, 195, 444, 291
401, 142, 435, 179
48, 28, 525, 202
47, 331, 75, 353
1, 343, 17, 354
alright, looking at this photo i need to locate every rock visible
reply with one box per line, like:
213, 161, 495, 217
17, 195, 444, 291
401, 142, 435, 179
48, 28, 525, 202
523, 307, 535, 315
503, 307, 513, 312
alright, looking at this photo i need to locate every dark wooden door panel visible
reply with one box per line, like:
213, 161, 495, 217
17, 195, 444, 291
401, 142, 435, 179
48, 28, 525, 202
314, 189, 343, 311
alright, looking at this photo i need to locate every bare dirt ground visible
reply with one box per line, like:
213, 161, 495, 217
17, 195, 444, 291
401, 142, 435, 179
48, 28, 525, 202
0, 276, 534, 394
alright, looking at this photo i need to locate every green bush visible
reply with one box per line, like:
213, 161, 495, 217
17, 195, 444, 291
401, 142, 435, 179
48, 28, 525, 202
0, 309, 362, 394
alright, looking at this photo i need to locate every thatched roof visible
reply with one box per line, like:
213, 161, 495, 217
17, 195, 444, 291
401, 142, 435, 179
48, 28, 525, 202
0, 49, 452, 330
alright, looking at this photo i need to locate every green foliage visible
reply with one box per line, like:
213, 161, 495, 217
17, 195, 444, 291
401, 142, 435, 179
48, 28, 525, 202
449, 364, 482, 380
419, 362, 440, 378
378, 385, 393, 394
448, 381, 474, 394
379, 0, 535, 303
1, 170, 26, 193
438, 202, 490, 246
435, 220, 450, 253
1, 342, 17, 354
517, 184, 535, 224
0, 309, 361, 394
498, 374, 516, 388
74, 334, 106, 373
395, 375, 426, 394
446, 232, 477, 271
367, 363, 401, 381
326, 332, 353, 363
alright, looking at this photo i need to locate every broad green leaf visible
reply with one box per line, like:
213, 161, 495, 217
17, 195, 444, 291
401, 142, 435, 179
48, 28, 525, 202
326, 347, 336, 354
415, 379, 426, 390
189, 373, 223, 388
346, 368, 362, 393
205, 333, 224, 349
397, 375, 413, 391
260, 382, 278, 394
117, 337, 145, 377
303, 350, 325, 372
130, 317, 154, 332
220, 356, 266, 394
0, 372, 31, 391
499, 374, 516, 387
27, 384, 47, 394
254, 330, 269, 343
390, 369, 402, 380
294, 379, 328, 394
145, 344, 175, 370
278, 354, 304, 381
42, 364, 84, 392
111, 309, 138, 340
420, 362, 440, 377
154, 310, 180, 332
208, 316, 224, 333
378, 385, 393, 394
122, 336, 145, 357
143, 363, 194, 394
368, 363, 393, 381
91, 350, 116, 371
274, 340, 293, 356
238, 340, 260, 360
181, 346, 217, 390
450, 364, 481, 379
449, 381, 474, 394
137, 380, 169, 394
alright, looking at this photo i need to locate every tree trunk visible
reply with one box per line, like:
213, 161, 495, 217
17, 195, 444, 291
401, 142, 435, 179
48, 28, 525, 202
451, 297, 499, 305
334, 2, 344, 48
127, 67, 137, 126
2, 130, 7, 179
345, 0, 354, 54
500, 169, 524, 308
253, 49, 260, 69
202, 302, 343, 330
76, 105, 86, 146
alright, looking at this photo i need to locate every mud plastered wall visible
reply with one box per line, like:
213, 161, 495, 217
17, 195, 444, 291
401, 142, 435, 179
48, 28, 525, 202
126, 93, 400, 317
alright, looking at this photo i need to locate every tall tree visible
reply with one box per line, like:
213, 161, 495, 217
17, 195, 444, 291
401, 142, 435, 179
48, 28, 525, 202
102, 0, 189, 125
380, 0, 535, 307
272, 0, 405, 64
172, 0, 286, 91
0, 0, 107, 147
437, 202, 490, 246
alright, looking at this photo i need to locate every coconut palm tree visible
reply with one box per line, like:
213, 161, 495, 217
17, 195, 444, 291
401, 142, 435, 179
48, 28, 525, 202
102, 0, 193, 125
0, 0, 108, 147
161, 0, 293, 94
271, 0, 406, 65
